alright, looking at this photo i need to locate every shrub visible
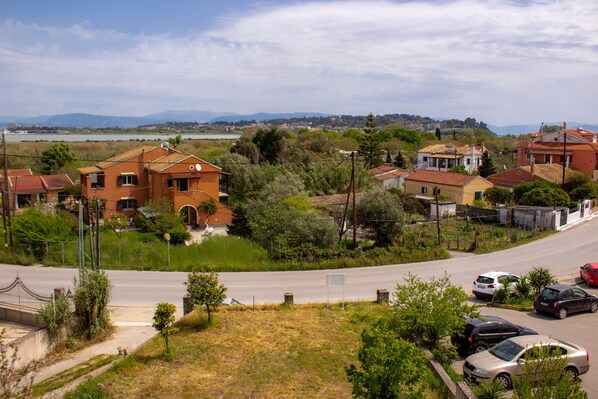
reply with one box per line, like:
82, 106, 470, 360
514, 276, 532, 299
492, 287, 511, 304
527, 267, 557, 296
153, 303, 178, 354
470, 380, 505, 399
431, 343, 459, 366
73, 271, 112, 339
168, 226, 191, 245
37, 297, 72, 342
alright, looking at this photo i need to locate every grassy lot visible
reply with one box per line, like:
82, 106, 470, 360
0, 218, 557, 272
62, 303, 442, 399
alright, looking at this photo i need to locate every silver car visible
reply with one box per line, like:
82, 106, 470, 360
463, 335, 590, 389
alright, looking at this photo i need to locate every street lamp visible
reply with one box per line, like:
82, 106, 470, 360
163, 232, 171, 270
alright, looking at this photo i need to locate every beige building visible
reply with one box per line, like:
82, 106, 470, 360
405, 170, 493, 205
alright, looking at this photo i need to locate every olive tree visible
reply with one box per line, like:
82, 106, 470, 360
73, 270, 112, 338
346, 320, 428, 399
185, 267, 226, 324
356, 188, 405, 247
392, 273, 478, 348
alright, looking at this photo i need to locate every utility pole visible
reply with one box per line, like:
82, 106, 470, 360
339, 167, 353, 243
561, 132, 567, 189
351, 152, 357, 249
1, 130, 8, 248
95, 198, 100, 270
435, 187, 441, 246
2, 130, 12, 247
78, 200, 85, 281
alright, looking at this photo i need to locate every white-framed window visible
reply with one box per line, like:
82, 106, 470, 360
117, 198, 137, 211
117, 174, 138, 186
90, 173, 105, 189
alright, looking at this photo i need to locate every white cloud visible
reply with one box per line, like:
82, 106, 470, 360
1, 0, 597, 124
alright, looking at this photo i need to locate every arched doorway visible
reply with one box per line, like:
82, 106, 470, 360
179, 205, 198, 227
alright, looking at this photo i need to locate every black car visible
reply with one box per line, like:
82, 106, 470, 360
534, 284, 598, 319
453, 316, 537, 355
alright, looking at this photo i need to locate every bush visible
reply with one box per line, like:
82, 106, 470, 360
431, 343, 459, 367
470, 380, 505, 399
492, 287, 511, 304
168, 226, 191, 245
514, 276, 532, 299
37, 297, 72, 342
73, 271, 112, 339
527, 267, 557, 296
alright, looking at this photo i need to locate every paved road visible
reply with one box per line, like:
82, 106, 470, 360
2, 216, 597, 306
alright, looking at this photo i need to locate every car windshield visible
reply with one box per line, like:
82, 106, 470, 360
539, 288, 559, 300
489, 339, 524, 361
477, 276, 494, 284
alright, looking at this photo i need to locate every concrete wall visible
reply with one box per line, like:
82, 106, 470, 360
1, 327, 52, 370
0, 307, 43, 327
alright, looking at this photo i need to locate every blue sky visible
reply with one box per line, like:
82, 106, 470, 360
1, 0, 597, 125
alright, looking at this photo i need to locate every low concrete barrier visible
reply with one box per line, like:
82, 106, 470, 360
428, 359, 476, 399
1, 326, 52, 370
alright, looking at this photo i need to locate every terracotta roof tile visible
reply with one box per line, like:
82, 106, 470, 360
97, 145, 162, 169
406, 170, 487, 187
40, 174, 74, 190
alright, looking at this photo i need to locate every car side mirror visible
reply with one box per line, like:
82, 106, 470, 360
518, 358, 526, 364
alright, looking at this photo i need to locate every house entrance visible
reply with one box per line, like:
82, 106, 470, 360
179, 205, 198, 227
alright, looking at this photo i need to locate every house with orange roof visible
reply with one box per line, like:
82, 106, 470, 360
517, 122, 598, 180
0, 168, 74, 211
77, 144, 232, 226
417, 143, 485, 173
487, 163, 576, 189
404, 170, 493, 205
370, 164, 410, 189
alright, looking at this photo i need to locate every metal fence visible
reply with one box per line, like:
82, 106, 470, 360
0, 276, 53, 313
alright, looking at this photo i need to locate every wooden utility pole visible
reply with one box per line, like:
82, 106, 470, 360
435, 187, 441, 246
2, 131, 12, 247
95, 198, 101, 270
351, 152, 357, 249
561, 132, 567, 189
339, 170, 353, 243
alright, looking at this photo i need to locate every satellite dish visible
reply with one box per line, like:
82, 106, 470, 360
195, 163, 202, 171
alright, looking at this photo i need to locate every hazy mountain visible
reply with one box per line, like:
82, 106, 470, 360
145, 110, 237, 123
488, 122, 598, 136
209, 112, 331, 123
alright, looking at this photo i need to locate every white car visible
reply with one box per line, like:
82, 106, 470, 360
473, 271, 520, 300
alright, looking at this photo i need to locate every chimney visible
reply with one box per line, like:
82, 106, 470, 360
563, 121, 567, 129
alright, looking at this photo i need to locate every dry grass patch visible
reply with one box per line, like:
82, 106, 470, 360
68, 303, 391, 399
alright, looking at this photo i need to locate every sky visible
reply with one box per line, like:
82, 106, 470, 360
1, 0, 597, 126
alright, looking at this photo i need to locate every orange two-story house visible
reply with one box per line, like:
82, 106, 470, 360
77, 144, 232, 226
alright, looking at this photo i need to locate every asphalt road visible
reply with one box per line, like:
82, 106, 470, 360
2, 216, 598, 395
2, 216, 598, 306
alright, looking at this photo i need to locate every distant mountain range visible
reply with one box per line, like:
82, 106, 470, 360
0, 111, 596, 135
0, 111, 331, 129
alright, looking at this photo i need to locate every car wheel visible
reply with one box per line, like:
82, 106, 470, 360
495, 373, 511, 390
590, 302, 598, 313
563, 367, 578, 381
557, 307, 568, 319
473, 344, 488, 353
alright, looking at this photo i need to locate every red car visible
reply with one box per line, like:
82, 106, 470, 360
580, 263, 598, 287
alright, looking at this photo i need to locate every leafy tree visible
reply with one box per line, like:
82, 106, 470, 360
343, 128, 363, 142
447, 165, 469, 174
512, 345, 588, 398
167, 134, 182, 147
185, 266, 227, 323
435, 127, 442, 140
40, 143, 76, 174
392, 273, 478, 348
252, 127, 288, 165
513, 181, 555, 203
393, 150, 406, 168
393, 128, 422, 146
73, 270, 112, 338
356, 188, 405, 247
527, 267, 558, 296
346, 320, 428, 399
153, 302, 178, 354
358, 113, 384, 168
217, 153, 266, 197
569, 182, 598, 201
564, 170, 592, 193
230, 136, 260, 165
104, 214, 129, 239
478, 150, 497, 178
520, 186, 569, 207
198, 198, 217, 227
483, 187, 513, 207
12, 207, 75, 259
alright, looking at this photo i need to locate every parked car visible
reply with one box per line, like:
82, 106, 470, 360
463, 335, 590, 389
453, 316, 537, 355
534, 284, 598, 319
473, 271, 520, 300
580, 263, 598, 287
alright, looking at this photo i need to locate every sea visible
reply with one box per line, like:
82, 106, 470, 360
3, 133, 240, 142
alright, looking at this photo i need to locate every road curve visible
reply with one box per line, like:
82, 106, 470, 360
1, 217, 597, 307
